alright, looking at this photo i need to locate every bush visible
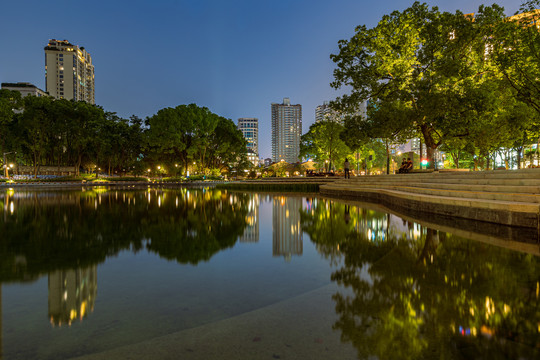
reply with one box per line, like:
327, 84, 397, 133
161, 176, 186, 182
106, 176, 149, 182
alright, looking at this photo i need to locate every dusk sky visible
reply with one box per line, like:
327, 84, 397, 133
0, 0, 522, 158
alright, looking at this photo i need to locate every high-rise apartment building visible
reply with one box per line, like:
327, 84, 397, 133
44, 39, 95, 104
315, 101, 339, 123
271, 98, 302, 163
237, 118, 259, 155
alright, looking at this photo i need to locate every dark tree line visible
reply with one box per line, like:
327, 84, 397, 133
0, 91, 248, 177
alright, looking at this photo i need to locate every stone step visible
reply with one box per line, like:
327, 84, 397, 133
331, 181, 540, 194
399, 186, 540, 203
351, 169, 540, 181
320, 184, 540, 212
319, 184, 540, 228
326, 182, 540, 203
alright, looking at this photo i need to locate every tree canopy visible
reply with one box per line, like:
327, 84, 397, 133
331, 2, 539, 169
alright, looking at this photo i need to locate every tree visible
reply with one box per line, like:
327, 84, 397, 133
16, 96, 54, 177
0, 89, 22, 159
331, 3, 508, 168
493, 1, 540, 115
207, 116, 248, 174
146, 105, 194, 175
300, 121, 350, 172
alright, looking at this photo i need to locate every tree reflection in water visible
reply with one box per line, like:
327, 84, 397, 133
301, 198, 540, 360
0, 188, 248, 283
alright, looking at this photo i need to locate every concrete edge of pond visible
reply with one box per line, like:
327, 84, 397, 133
67, 283, 356, 360
320, 185, 540, 230
321, 196, 540, 255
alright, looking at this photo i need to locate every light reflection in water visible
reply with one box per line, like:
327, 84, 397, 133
0, 189, 538, 359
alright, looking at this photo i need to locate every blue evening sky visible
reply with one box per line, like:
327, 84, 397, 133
0, 0, 522, 158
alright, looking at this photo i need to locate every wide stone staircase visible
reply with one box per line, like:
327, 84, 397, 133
319, 168, 540, 229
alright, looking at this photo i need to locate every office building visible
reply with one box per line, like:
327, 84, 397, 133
1, 82, 48, 98
271, 98, 302, 163
238, 118, 259, 157
44, 39, 95, 103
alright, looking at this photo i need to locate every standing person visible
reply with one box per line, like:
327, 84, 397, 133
344, 158, 350, 179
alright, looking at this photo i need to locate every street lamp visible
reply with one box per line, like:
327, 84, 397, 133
3, 151, 16, 178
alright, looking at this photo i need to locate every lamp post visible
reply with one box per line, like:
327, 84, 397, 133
3, 152, 16, 178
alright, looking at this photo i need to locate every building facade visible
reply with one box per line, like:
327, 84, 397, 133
1, 82, 48, 98
237, 118, 259, 156
44, 39, 95, 104
315, 101, 341, 123
271, 98, 302, 163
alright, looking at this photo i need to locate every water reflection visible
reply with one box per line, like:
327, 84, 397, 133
301, 199, 540, 359
240, 194, 260, 243
49, 266, 97, 327
273, 196, 303, 261
0, 188, 249, 285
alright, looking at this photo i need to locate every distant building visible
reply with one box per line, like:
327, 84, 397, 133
1, 82, 48, 98
316, 100, 368, 124
247, 150, 258, 167
264, 158, 272, 167
315, 101, 340, 123
271, 98, 302, 163
508, 9, 540, 28
45, 39, 95, 103
237, 118, 259, 157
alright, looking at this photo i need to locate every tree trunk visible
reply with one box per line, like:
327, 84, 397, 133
75, 153, 82, 176
385, 140, 390, 174
419, 125, 437, 169
33, 151, 39, 179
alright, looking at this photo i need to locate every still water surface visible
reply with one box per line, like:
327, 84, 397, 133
0, 187, 539, 359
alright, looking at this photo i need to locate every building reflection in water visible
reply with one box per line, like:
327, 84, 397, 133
272, 196, 303, 261
239, 194, 260, 243
48, 266, 97, 327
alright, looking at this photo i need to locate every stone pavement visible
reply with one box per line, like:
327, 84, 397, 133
320, 168, 540, 229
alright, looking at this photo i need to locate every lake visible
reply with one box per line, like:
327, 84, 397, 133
0, 187, 539, 359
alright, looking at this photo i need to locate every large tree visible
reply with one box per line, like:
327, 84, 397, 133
331, 2, 508, 168
300, 120, 350, 172
493, 1, 540, 115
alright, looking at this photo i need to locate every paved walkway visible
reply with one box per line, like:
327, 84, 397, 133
320, 168, 540, 229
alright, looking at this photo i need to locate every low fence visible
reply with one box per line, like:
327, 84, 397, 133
12, 165, 77, 177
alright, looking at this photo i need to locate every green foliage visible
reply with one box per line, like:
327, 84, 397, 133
145, 104, 247, 176
330, 2, 528, 168
300, 121, 350, 171
2, 99, 245, 179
